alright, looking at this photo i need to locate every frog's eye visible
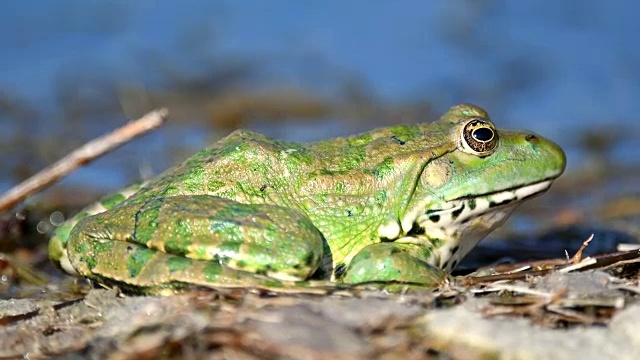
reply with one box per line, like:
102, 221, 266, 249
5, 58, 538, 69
460, 118, 498, 156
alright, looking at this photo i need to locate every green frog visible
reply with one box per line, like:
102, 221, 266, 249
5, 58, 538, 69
49, 104, 565, 294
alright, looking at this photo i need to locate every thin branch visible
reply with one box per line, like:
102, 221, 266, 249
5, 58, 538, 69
0, 108, 169, 213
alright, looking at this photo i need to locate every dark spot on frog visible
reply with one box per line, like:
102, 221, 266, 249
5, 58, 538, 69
429, 238, 445, 250
390, 135, 406, 145
525, 134, 537, 141
489, 198, 513, 208
429, 214, 440, 223
303, 252, 316, 266
407, 223, 425, 236
347, 209, 354, 217
467, 198, 476, 210
334, 262, 347, 280
450, 245, 459, 257
451, 203, 465, 220
255, 264, 274, 276
126, 245, 133, 253
260, 184, 268, 192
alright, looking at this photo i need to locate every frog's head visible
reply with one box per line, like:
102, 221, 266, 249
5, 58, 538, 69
398, 104, 566, 271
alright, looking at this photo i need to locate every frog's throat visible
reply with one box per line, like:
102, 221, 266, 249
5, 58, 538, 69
389, 179, 553, 270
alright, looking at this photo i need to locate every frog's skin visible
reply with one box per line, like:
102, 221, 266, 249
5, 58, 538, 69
49, 104, 565, 294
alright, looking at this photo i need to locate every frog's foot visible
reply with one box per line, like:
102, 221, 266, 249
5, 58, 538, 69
342, 243, 447, 287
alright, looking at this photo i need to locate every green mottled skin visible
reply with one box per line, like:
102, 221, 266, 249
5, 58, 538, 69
49, 104, 566, 294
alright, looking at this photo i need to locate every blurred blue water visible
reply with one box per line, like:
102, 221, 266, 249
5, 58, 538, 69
1, 1, 639, 191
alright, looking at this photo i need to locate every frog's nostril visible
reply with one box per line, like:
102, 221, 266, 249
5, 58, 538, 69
525, 134, 536, 141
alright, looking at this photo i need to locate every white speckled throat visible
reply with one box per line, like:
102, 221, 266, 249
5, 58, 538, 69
398, 180, 553, 271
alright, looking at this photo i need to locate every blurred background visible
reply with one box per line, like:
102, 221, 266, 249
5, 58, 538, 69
1, 1, 639, 266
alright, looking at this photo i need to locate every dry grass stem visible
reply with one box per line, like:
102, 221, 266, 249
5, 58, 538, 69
0, 108, 168, 214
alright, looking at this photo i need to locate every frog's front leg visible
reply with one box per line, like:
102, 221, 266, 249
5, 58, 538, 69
342, 242, 447, 286
66, 195, 326, 293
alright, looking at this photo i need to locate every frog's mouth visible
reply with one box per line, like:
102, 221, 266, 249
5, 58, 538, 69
418, 179, 554, 227
397, 179, 554, 271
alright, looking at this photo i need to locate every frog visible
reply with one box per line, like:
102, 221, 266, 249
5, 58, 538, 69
49, 104, 566, 294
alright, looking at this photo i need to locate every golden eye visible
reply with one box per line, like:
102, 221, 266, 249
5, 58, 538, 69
461, 118, 498, 156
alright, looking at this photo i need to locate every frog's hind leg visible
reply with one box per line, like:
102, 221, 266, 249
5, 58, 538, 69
49, 182, 145, 274
65, 195, 326, 293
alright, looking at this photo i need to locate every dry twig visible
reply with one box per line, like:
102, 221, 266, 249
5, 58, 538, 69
0, 108, 168, 214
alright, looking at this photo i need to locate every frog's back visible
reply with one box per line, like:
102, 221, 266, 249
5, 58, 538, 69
126, 125, 447, 206
125, 129, 319, 207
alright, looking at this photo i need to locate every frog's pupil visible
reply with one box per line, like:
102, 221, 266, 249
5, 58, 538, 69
473, 128, 493, 141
